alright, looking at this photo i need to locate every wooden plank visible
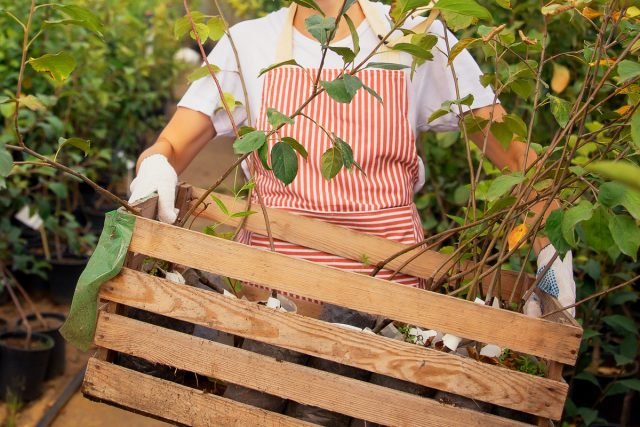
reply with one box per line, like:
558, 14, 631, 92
101, 269, 568, 418
83, 358, 312, 427
537, 362, 564, 427
127, 217, 582, 365
191, 188, 533, 300
95, 312, 532, 427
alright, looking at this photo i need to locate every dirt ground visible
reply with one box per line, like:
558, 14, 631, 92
1, 139, 240, 427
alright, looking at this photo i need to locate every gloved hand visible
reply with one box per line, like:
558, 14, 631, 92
524, 244, 576, 317
128, 154, 179, 224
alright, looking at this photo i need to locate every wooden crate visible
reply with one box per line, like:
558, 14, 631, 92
83, 184, 582, 426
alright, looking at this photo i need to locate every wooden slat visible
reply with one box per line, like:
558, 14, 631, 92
95, 312, 531, 427
83, 358, 311, 427
192, 189, 533, 300
100, 269, 568, 419
127, 217, 582, 364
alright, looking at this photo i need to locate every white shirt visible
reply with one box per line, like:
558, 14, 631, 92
178, 3, 497, 137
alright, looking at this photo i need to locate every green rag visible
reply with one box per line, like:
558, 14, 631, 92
60, 210, 136, 351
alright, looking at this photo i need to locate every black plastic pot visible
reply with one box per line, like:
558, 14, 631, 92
16, 312, 66, 379
49, 257, 88, 304
0, 331, 54, 402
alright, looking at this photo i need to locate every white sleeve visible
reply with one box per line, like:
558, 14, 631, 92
177, 34, 247, 137
412, 21, 498, 133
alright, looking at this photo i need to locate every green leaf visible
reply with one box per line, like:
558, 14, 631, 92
630, 110, 640, 151
390, 0, 433, 23
291, 0, 325, 15
0, 145, 13, 177
442, 9, 478, 31
304, 15, 336, 46
576, 407, 598, 426
392, 43, 434, 61
343, 14, 360, 56
320, 74, 362, 103
362, 83, 383, 104
490, 121, 513, 148
186, 64, 221, 82
266, 108, 295, 129
609, 214, 640, 261
233, 131, 266, 154
282, 137, 308, 160
334, 137, 355, 170
52, 4, 104, 37
448, 38, 481, 65
486, 173, 524, 201
230, 210, 256, 218
18, 94, 45, 111
617, 60, 640, 83
271, 141, 298, 185
435, 0, 493, 21
257, 140, 271, 170
561, 200, 594, 247
544, 209, 571, 255
174, 12, 206, 40
58, 137, 90, 157
607, 379, 640, 397
461, 115, 489, 133
190, 22, 209, 42
587, 161, 640, 193
321, 147, 343, 180
496, 0, 511, 9
428, 108, 450, 123
621, 188, 640, 220
258, 59, 302, 78
548, 95, 571, 128
504, 114, 527, 138
603, 314, 638, 336
328, 46, 356, 63
207, 16, 226, 41
598, 181, 626, 208
49, 182, 68, 199
582, 206, 616, 257
365, 62, 409, 70
210, 194, 229, 215
27, 52, 76, 82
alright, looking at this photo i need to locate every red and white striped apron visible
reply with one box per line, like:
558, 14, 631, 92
238, 0, 423, 301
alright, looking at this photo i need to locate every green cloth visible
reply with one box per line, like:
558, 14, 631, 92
60, 210, 135, 351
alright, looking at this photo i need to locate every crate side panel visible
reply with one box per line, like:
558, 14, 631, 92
128, 218, 582, 364
100, 268, 568, 419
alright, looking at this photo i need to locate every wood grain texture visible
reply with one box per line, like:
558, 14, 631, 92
191, 188, 533, 300
100, 268, 567, 419
94, 312, 532, 427
83, 358, 312, 427
127, 217, 582, 365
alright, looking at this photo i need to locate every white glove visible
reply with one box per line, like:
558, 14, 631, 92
128, 154, 179, 224
413, 156, 426, 194
524, 244, 577, 317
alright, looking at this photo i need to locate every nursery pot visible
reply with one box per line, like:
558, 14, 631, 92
49, 257, 88, 304
0, 331, 54, 402
16, 312, 66, 379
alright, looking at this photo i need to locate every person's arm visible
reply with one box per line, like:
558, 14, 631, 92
129, 107, 216, 223
136, 107, 216, 174
464, 103, 560, 255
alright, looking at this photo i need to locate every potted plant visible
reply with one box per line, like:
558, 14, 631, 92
0, 266, 53, 402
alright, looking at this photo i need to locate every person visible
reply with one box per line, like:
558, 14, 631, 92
128, 0, 575, 316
